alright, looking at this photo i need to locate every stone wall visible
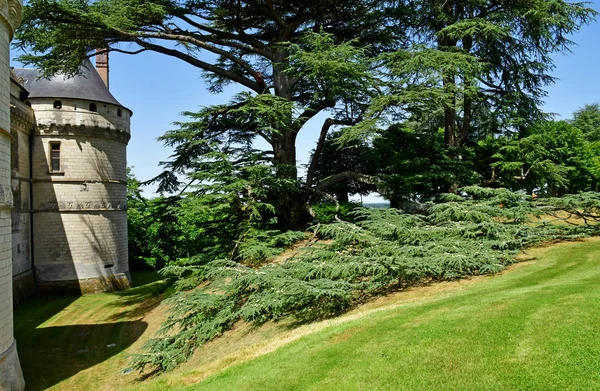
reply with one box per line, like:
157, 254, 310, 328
26, 98, 131, 132
29, 98, 130, 294
0, 0, 26, 389
10, 76, 35, 306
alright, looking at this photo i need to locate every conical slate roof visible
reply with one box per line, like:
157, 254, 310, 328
13, 60, 124, 107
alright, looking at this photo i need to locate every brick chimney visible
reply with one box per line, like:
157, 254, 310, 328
96, 49, 109, 89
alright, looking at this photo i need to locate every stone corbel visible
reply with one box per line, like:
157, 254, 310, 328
0, 0, 22, 38
7, 0, 21, 31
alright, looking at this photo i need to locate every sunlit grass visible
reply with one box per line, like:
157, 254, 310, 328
14, 240, 600, 390
171, 239, 600, 390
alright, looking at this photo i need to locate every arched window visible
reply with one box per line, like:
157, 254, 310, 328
117, 108, 122, 117
89, 103, 97, 112
53, 100, 62, 109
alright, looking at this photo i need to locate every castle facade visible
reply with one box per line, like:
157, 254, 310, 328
0, 3, 131, 386
13, 55, 132, 297
0, 0, 24, 389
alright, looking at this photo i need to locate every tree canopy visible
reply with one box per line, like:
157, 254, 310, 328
19, 0, 600, 374
16, 0, 598, 228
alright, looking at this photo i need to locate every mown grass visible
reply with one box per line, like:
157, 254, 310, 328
14, 271, 168, 391
14, 240, 600, 390
134, 239, 600, 391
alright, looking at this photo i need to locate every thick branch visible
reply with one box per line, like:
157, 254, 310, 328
305, 118, 334, 191
107, 48, 148, 55
134, 31, 263, 88
314, 171, 379, 194
293, 99, 335, 129
173, 14, 272, 58
121, 36, 262, 93
242, 0, 288, 30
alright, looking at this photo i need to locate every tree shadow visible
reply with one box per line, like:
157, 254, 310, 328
13, 276, 162, 391
18, 320, 147, 391
105, 281, 168, 322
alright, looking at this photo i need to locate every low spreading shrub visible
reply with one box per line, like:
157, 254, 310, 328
131, 188, 600, 373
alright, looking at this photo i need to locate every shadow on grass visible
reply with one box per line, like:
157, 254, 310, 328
18, 321, 147, 391
14, 272, 167, 391
106, 285, 167, 322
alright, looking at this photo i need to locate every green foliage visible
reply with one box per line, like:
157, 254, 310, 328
491, 121, 593, 195
538, 192, 600, 226
310, 130, 376, 203
347, 0, 597, 148
127, 195, 203, 270
572, 103, 600, 141
235, 229, 309, 266
311, 202, 363, 224
372, 125, 478, 202
130, 189, 600, 373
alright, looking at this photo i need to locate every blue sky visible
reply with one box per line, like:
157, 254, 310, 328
13, 2, 600, 201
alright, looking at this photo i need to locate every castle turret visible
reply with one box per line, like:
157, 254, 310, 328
14, 60, 132, 294
0, 0, 26, 390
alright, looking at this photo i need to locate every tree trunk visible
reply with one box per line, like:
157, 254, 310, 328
458, 35, 474, 146
270, 50, 309, 230
336, 185, 349, 204
438, 2, 458, 148
272, 131, 298, 178
444, 104, 457, 148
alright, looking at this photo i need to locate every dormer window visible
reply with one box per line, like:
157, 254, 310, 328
89, 103, 97, 112
53, 100, 62, 109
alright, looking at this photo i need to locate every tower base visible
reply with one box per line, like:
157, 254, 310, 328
36, 272, 131, 295
0, 341, 25, 391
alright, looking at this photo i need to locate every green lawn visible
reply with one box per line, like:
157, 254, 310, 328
14, 271, 167, 391
14, 241, 600, 391
170, 239, 600, 391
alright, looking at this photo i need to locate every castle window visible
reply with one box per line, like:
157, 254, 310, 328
53, 100, 62, 109
117, 108, 122, 117
89, 103, 97, 112
50, 142, 61, 172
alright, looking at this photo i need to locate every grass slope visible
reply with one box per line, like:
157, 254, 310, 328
14, 240, 600, 390
176, 239, 600, 390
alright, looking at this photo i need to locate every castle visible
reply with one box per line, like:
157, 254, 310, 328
0, 1, 131, 389
12, 55, 131, 298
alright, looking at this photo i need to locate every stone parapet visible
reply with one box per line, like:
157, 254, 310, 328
28, 98, 131, 136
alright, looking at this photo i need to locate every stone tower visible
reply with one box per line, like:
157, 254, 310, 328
0, 0, 26, 389
13, 61, 132, 294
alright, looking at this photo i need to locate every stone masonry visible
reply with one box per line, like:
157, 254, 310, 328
10, 72, 35, 306
0, 0, 26, 389
13, 65, 132, 294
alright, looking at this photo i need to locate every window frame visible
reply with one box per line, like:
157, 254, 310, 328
49, 141, 63, 174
